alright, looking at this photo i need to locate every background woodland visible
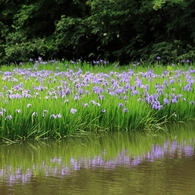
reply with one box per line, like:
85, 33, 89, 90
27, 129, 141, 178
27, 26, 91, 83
0, 0, 195, 64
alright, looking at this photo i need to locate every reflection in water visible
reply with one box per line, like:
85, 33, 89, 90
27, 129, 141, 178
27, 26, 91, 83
0, 141, 194, 184
0, 122, 195, 195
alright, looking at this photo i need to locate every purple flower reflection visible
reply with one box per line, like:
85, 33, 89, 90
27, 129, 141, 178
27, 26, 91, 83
70, 158, 81, 171
104, 160, 116, 170
149, 145, 165, 159
1, 139, 195, 183
90, 156, 105, 167
131, 158, 142, 166
61, 167, 70, 176
184, 146, 194, 158
50, 158, 62, 163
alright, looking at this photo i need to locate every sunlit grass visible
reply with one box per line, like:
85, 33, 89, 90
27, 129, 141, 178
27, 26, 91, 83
0, 59, 195, 141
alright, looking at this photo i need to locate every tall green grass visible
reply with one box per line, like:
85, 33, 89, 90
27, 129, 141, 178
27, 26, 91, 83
0, 60, 195, 141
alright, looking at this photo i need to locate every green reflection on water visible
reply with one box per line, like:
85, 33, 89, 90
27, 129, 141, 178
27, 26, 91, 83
0, 122, 195, 195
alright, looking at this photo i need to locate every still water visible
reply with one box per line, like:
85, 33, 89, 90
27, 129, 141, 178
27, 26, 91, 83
0, 122, 195, 195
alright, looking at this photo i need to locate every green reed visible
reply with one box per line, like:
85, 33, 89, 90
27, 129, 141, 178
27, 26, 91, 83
0, 61, 195, 141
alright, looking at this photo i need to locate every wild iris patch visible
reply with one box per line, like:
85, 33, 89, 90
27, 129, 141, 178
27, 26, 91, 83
0, 60, 195, 141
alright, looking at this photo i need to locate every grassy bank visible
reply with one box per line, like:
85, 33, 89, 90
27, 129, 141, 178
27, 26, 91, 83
0, 59, 195, 142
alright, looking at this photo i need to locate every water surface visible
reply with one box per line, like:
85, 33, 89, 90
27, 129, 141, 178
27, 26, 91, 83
0, 122, 195, 195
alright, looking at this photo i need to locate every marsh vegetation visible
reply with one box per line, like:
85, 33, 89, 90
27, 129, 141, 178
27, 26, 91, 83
0, 59, 194, 142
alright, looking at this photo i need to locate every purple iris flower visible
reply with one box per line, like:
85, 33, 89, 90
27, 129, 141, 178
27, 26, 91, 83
50, 114, 57, 118
78, 89, 84, 94
5, 115, 12, 120
99, 95, 104, 100
171, 99, 177, 103
164, 98, 169, 105
56, 114, 62, 118
118, 103, 124, 107
123, 108, 128, 112
70, 108, 77, 114
32, 112, 38, 116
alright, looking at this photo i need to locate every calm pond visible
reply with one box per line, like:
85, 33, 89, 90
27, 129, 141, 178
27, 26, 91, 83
0, 122, 195, 195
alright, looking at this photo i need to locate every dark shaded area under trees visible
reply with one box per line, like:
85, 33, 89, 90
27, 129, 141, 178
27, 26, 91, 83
0, 0, 195, 65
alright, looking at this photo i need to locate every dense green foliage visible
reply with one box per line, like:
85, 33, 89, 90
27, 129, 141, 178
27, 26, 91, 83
0, 0, 195, 64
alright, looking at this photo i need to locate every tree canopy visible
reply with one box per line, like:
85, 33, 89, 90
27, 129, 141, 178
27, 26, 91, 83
0, 0, 195, 64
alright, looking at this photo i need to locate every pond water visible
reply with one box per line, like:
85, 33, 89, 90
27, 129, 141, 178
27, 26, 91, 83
0, 122, 195, 195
